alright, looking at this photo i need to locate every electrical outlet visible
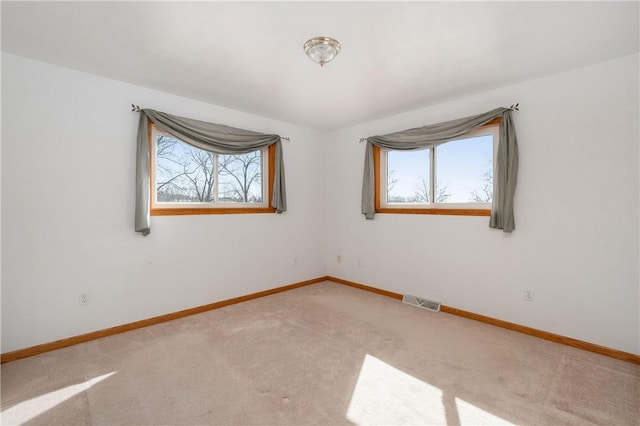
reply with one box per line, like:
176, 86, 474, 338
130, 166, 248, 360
79, 293, 90, 306
524, 289, 535, 301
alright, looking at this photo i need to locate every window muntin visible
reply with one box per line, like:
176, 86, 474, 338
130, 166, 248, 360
150, 124, 274, 215
378, 123, 498, 214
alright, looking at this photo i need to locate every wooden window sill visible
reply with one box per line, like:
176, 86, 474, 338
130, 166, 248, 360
151, 207, 276, 216
375, 208, 491, 216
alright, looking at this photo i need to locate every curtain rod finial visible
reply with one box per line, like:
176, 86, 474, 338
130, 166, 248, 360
131, 104, 141, 112
510, 103, 519, 111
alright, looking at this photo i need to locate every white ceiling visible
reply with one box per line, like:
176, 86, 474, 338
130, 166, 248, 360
2, 1, 638, 130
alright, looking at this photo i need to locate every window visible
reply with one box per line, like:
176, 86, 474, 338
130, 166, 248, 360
149, 124, 276, 215
375, 120, 499, 216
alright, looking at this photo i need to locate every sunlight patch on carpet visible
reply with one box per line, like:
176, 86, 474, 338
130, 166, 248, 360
347, 354, 445, 424
1, 371, 116, 425
347, 354, 513, 425
455, 397, 513, 425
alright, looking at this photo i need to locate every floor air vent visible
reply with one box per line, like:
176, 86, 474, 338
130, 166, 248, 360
402, 295, 441, 312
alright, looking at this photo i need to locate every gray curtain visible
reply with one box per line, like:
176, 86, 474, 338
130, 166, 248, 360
135, 108, 286, 235
361, 107, 518, 232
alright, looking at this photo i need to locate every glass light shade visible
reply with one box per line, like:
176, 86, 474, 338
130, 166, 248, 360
304, 37, 341, 67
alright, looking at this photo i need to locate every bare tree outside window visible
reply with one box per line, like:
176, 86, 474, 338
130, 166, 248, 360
183, 148, 216, 202
470, 169, 493, 203
413, 177, 451, 203
155, 136, 184, 200
155, 135, 263, 204
379, 127, 497, 211
219, 152, 262, 202
387, 170, 398, 193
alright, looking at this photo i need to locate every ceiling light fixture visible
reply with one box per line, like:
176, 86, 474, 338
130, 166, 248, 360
304, 37, 341, 67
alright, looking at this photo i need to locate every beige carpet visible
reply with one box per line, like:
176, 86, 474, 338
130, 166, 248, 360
1, 281, 639, 425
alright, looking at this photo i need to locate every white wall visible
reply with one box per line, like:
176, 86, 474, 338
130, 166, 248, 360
1, 54, 327, 353
2, 53, 639, 356
325, 54, 640, 354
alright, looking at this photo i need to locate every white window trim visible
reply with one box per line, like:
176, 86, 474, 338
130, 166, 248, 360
380, 124, 499, 210
151, 126, 269, 209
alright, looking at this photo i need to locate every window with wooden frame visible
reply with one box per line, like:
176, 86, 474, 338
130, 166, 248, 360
374, 119, 500, 216
149, 123, 276, 215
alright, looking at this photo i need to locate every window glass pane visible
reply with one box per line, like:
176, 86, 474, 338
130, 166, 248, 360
155, 136, 216, 203
218, 151, 263, 203
386, 150, 430, 204
435, 135, 493, 203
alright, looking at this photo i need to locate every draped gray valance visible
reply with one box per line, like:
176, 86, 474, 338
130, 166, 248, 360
362, 107, 518, 232
135, 108, 287, 235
